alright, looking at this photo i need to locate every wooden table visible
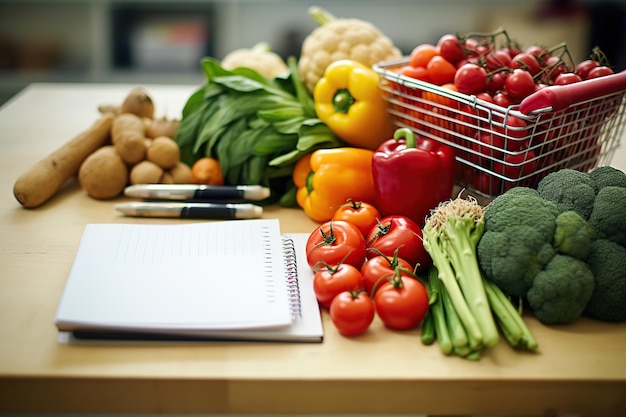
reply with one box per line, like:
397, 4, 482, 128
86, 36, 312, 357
1, 83, 625, 416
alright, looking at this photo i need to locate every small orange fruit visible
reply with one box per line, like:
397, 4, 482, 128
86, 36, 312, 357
190, 157, 224, 185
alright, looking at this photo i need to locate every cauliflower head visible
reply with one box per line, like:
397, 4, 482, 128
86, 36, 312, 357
299, 7, 402, 92
221, 42, 288, 79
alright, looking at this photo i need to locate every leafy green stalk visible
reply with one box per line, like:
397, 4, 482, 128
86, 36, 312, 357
423, 196, 500, 349
484, 279, 538, 350
423, 226, 484, 350
427, 267, 453, 355
440, 282, 469, 349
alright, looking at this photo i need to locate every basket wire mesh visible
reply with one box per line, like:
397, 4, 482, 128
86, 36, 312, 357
374, 59, 626, 198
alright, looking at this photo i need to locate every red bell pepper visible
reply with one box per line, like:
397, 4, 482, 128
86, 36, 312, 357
372, 128, 455, 227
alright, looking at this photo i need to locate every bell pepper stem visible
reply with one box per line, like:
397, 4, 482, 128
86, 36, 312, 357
333, 89, 355, 113
393, 127, 416, 149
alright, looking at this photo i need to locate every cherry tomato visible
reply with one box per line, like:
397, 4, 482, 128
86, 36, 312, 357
400, 65, 430, 82
409, 44, 439, 68
329, 291, 375, 336
361, 254, 414, 295
504, 69, 536, 101
576, 59, 600, 79
332, 199, 381, 239
486, 71, 507, 95
366, 216, 431, 272
511, 52, 542, 76
493, 151, 537, 190
554, 72, 582, 85
437, 34, 465, 65
485, 50, 513, 71
306, 220, 366, 270
454, 63, 487, 95
426, 55, 457, 85
374, 276, 429, 330
492, 91, 513, 108
313, 263, 364, 308
586, 66, 614, 79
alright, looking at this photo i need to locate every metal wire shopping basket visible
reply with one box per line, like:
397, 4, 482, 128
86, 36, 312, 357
374, 58, 626, 199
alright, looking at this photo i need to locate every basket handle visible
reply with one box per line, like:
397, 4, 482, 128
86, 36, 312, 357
519, 70, 626, 114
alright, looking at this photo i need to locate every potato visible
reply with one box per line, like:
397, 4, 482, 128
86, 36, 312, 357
114, 131, 148, 166
111, 113, 145, 145
144, 117, 180, 139
78, 146, 128, 200
130, 160, 163, 185
146, 136, 180, 169
121, 87, 155, 119
168, 162, 192, 184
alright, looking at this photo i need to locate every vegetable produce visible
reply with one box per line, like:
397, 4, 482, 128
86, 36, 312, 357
422, 265, 538, 358
313, 262, 365, 308
293, 147, 377, 223
190, 157, 224, 185
129, 160, 164, 185
374, 270, 429, 330
299, 6, 402, 92
13, 113, 114, 208
147, 136, 180, 169
422, 197, 538, 358
332, 199, 380, 238
361, 251, 414, 295
98, 87, 155, 118
306, 220, 367, 270
221, 42, 289, 79
314, 59, 395, 149
174, 57, 345, 206
366, 215, 430, 272
371, 128, 455, 227
422, 196, 499, 350
478, 166, 626, 323
330, 290, 375, 336
79, 145, 129, 199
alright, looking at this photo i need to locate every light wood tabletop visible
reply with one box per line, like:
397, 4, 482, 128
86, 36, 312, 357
0, 83, 625, 416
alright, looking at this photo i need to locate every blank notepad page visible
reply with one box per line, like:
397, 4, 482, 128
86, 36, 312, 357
55, 219, 293, 332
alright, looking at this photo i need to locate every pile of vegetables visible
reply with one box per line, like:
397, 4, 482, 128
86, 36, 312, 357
173, 57, 346, 206
478, 166, 626, 324
13, 88, 188, 207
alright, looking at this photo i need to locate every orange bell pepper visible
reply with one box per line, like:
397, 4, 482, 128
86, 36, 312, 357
293, 147, 377, 222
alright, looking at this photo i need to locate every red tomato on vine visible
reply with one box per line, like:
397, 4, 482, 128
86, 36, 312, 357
366, 216, 431, 272
313, 263, 364, 308
374, 275, 429, 330
329, 291, 375, 336
332, 199, 381, 238
306, 220, 366, 270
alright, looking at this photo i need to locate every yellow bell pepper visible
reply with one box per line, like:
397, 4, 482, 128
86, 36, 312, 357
314, 59, 395, 150
293, 147, 377, 223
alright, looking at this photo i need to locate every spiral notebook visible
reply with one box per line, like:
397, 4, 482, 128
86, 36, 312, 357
54, 219, 324, 343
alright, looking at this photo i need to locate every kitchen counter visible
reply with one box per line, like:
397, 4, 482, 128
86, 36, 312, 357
0, 83, 625, 416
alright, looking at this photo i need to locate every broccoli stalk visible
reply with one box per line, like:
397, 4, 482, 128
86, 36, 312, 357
422, 196, 500, 349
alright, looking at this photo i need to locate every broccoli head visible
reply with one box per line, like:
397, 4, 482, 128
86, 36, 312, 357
588, 165, 626, 192
478, 225, 556, 297
588, 186, 626, 247
478, 187, 559, 297
526, 254, 595, 325
537, 168, 597, 220
584, 238, 626, 322
553, 210, 594, 260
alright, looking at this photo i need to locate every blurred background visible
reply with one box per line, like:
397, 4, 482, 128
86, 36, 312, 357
0, 0, 625, 106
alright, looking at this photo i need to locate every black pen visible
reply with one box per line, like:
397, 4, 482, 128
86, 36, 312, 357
114, 202, 263, 219
123, 184, 271, 201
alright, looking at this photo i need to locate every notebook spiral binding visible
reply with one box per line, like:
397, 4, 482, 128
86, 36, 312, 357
282, 237, 303, 319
